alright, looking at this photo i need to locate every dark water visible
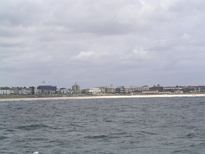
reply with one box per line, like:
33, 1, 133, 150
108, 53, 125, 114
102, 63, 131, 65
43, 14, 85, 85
0, 97, 205, 154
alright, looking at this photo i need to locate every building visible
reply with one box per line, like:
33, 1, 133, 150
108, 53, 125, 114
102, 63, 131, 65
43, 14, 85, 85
97, 87, 106, 94
59, 88, 71, 94
150, 84, 163, 92
163, 86, 183, 92
142, 90, 159, 94
174, 90, 184, 94
17, 87, 34, 95
132, 86, 150, 92
30, 87, 35, 95
37, 85, 57, 95
72, 82, 81, 94
0, 87, 34, 95
88, 88, 102, 95
0, 87, 13, 95
105, 87, 116, 94
81, 89, 89, 95
198, 86, 205, 92
181, 86, 199, 93
116, 86, 123, 94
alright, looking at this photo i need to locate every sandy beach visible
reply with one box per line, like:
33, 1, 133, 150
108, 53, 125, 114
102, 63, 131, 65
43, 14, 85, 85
1, 94, 205, 102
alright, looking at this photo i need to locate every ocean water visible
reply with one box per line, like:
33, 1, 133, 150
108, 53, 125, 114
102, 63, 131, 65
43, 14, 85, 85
0, 97, 205, 154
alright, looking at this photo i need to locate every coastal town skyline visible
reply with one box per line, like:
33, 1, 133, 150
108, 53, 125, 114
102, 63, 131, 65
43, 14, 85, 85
1, 82, 205, 96
1, 81, 205, 89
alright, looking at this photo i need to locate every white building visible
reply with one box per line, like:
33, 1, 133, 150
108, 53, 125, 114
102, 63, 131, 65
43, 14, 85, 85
60, 88, 71, 94
105, 87, 116, 93
88, 88, 102, 95
131, 86, 150, 92
0, 88, 13, 95
21, 87, 33, 95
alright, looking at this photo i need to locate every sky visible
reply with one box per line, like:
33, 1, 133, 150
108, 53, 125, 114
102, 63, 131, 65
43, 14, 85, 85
0, 0, 205, 88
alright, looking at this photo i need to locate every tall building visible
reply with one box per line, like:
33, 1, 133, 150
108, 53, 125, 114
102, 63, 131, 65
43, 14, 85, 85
72, 82, 81, 94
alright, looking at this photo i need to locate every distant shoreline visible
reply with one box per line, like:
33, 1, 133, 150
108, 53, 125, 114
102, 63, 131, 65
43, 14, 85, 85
1, 94, 205, 102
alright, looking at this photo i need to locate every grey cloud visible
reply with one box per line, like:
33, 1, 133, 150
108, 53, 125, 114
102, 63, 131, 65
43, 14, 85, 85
0, 0, 205, 87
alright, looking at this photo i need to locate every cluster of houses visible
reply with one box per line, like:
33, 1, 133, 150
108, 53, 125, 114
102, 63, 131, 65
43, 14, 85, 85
1, 83, 205, 96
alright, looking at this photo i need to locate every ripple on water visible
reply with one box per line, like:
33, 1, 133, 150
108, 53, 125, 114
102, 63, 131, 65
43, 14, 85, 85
15, 124, 52, 131
171, 149, 194, 154
137, 130, 157, 136
0, 136, 8, 140
84, 135, 109, 139
0, 98, 205, 154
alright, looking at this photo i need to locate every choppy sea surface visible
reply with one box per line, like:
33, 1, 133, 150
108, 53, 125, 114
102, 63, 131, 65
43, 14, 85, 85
0, 97, 205, 154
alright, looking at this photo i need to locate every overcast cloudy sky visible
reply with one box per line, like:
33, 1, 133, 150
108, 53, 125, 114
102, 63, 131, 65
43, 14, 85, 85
0, 0, 205, 88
